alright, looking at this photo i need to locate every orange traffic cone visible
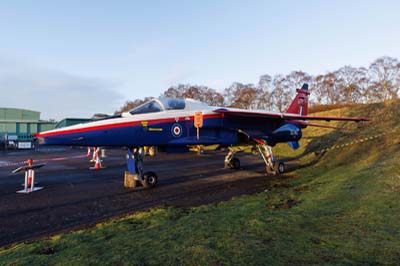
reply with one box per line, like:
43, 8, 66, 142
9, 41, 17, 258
87, 147, 92, 157
90, 154, 102, 170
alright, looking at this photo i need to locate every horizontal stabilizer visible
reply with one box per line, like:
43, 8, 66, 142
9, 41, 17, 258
213, 109, 369, 122
287, 120, 348, 130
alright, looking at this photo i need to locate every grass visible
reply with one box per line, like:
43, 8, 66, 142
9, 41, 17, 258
1, 100, 400, 265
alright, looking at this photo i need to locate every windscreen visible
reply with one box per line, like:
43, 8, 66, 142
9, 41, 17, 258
129, 100, 163, 115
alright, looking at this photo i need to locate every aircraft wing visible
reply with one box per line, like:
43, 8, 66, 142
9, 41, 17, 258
213, 108, 369, 122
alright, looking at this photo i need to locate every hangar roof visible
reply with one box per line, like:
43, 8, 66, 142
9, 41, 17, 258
0, 108, 40, 122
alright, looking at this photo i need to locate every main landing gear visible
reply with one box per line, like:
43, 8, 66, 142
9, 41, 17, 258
224, 142, 285, 176
256, 143, 285, 175
126, 147, 158, 189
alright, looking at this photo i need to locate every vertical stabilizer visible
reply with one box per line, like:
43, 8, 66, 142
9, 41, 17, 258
286, 83, 310, 115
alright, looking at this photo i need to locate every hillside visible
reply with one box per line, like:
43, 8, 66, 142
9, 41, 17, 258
1, 100, 400, 266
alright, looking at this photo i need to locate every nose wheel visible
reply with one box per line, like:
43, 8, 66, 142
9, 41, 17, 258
126, 147, 159, 189
142, 171, 158, 188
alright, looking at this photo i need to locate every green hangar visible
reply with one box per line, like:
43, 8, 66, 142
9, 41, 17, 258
0, 108, 57, 149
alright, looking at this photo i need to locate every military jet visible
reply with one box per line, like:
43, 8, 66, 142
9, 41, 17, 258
35, 84, 368, 188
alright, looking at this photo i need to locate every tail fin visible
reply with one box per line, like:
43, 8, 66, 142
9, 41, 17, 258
286, 83, 310, 115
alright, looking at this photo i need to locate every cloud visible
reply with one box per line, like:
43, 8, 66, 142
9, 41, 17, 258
0, 57, 123, 120
161, 65, 195, 88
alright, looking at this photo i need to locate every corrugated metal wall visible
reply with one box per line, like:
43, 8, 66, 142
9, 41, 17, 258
0, 108, 56, 139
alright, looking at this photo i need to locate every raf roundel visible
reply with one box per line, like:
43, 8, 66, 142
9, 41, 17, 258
171, 123, 182, 137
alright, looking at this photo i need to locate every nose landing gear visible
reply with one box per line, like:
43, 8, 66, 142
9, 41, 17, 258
125, 147, 158, 189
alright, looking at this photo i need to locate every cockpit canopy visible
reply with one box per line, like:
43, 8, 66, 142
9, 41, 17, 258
126, 98, 209, 116
128, 98, 186, 115
160, 98, 186, 110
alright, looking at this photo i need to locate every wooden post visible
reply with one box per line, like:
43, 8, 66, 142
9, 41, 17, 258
124, 171, 138, 188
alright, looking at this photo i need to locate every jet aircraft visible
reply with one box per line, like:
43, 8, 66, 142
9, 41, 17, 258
35, 84, 368, 188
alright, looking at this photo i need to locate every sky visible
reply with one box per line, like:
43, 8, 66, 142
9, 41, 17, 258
0, 0, 399, 120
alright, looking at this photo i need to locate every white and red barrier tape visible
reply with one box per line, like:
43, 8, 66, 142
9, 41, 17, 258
0, 154, 87, 168
0, 160, 28, 168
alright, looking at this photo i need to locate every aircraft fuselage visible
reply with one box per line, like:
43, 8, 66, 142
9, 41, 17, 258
36, 108, 294, 148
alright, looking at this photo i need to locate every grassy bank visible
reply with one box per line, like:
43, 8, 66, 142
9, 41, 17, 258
1, 101, 399, 265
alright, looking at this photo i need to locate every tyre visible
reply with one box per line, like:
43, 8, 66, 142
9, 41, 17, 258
275, 162, 285, 174
229, 158, 240, 170
142, 171, 158, 188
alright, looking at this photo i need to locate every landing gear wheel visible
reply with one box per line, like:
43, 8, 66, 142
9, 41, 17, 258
141, 171, 158, 188
278, 162, 285, 174
229, 158, 241, 170
274, 162, 285, 174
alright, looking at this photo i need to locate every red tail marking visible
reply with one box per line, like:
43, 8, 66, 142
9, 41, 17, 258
286, 88, 310, 115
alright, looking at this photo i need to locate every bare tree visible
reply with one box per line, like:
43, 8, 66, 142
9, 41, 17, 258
223, 82, 261, 109
312, 72, 341, 104
257, 74, 272, 109
286, 71, 312, 89
258, 74, 272, 91
163, 84, 187, 98
310, 74, 325, 104
269, 72, 311, 112
335, 66, 368, 103
115, 56, 400, 114
367, 56, 400, 101
202, 87, 225, 106
163, 84, 224, 106
269, 75, 291, 112
397, 62, 400, 95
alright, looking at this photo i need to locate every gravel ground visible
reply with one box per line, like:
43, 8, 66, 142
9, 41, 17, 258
0, 147, 287, 247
